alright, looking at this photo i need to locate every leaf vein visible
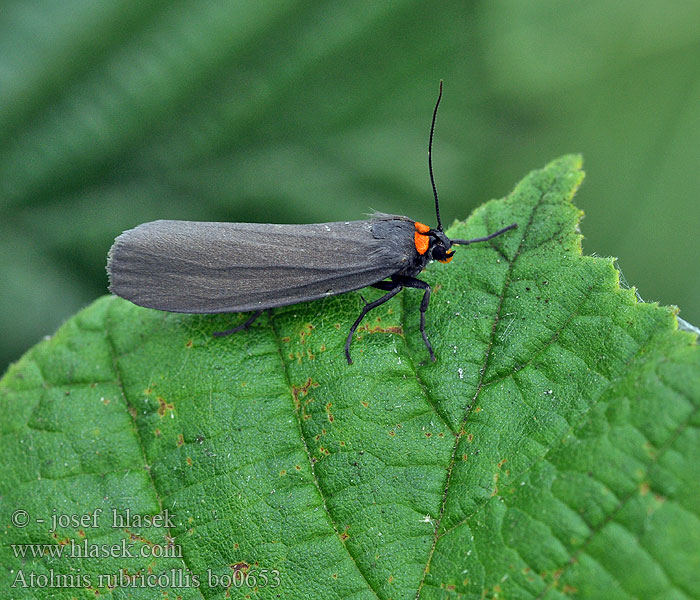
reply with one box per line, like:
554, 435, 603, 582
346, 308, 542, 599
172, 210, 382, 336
534, 394, 700, 599
267, 312, 382, 600
400, 288, 458, 435
415, 175, 554, 599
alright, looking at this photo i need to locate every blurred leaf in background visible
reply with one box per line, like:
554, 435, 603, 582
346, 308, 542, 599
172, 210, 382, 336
1, 0, 699, 372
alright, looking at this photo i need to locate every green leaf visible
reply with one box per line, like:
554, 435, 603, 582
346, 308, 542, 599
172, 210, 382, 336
2, 155, 698, 599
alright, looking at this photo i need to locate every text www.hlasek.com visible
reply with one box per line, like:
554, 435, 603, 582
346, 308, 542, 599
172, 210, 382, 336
11, 537, 181, 560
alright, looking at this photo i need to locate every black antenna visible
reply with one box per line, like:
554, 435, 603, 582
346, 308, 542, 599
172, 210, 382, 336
429, 80, 444, 231
451, 222, 518, 246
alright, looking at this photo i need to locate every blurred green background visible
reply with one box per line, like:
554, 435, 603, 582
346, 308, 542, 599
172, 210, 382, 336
2, 1, 699, 373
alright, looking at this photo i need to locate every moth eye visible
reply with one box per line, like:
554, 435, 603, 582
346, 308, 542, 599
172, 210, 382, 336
432, 245, 447, 261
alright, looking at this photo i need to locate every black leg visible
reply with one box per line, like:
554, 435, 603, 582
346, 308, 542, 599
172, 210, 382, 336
359, 280, 391, 304
346, 284, 403, 364
396, 276, 435, 362
213, 309, 264, 337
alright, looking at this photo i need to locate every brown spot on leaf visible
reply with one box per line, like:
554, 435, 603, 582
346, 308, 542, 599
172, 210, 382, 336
231, 562, 249, 585
125, 528, 155, 546
157, 396, 174, 417
361, 324, 403, 335
291, 378, 319, 410
176, 434, 184, 447
51, 532, 70, 546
